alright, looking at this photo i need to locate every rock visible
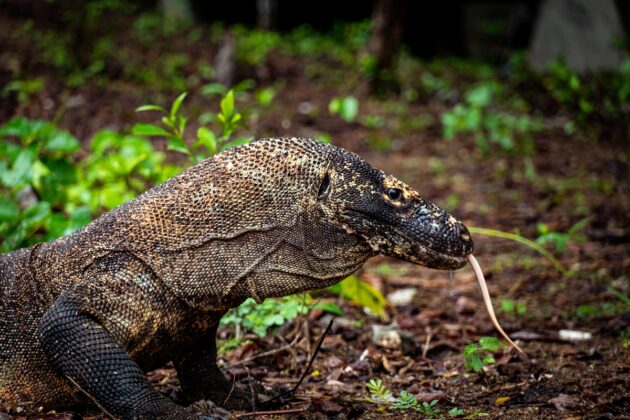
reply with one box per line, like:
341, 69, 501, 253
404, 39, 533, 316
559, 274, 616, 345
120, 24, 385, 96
549, 393, 580, 411
386, 288, 417, 306
529, 0, 627, 73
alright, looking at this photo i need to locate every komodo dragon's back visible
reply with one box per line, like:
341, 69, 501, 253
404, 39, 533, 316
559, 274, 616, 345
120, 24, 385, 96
0, 137, 473, 418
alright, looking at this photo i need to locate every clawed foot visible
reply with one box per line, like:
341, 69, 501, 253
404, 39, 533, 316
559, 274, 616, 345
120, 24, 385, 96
187, 400, 234, 419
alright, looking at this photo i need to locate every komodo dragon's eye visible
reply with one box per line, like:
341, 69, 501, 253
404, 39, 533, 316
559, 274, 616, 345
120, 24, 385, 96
318, 173, 331, 198
386, 187, 403, 201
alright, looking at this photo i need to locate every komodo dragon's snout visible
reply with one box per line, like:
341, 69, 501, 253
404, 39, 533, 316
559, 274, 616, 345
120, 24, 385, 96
315, 143, 473, 270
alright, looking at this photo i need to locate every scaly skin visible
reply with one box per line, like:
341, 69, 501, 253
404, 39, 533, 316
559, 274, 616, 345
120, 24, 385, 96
0, 137, 473, 418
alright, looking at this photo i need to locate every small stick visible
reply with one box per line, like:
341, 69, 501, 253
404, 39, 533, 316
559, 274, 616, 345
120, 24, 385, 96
235, 407, 306, 418
65, 375, 117, 420
259, 316, 336, 406
228, 334, 300, 368
467, 254, 527, 356
289, 315, 335, 395
421, 332, 432, 358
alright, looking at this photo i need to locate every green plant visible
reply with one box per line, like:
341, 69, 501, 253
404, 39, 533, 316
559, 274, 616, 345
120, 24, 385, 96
329, 96, 359, 123
417, 400, 441, 418
500, 299, 526, 318
463, 337, 500, 373
574, 288, 630, 320
0, 114, 184, 253
366, 380, 456, 417
468, 226, 570, 276
365, 379, 394, 404
448, 407, 465, 417
3, 78, 45, 102
535, 218, 589, 254
133, 90, 252, 163
73, 130, 177, 212
391, 390, 421, 411
441, 82, 541, 154
220, 295, 310, 337
0, 117, 82, 251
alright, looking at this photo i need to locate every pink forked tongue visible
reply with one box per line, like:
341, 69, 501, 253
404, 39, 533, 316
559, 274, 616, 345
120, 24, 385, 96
467, 254, 526, 355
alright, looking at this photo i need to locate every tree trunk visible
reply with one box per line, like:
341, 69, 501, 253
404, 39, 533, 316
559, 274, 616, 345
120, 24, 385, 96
257, 0, 278, 30
363, 0, 408, 94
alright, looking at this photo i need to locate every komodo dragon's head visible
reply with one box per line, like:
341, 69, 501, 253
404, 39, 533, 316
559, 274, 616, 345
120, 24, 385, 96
211, 137, 474, 271
309, 139, 473, 270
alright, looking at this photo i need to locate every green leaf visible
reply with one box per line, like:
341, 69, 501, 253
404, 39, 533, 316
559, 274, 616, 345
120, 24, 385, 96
448, 407, 465, 417
220, 90, 235, 120
177, 116, 187, 136
68, 206, 92, 232
312, 301, 345, 316
4, 148, 36, 187
22, 201, 51, 228
329, 275, 386, 317
45, 131, 80, 153
201, 83, 227, 96
170, 92, 187, 120
481, 355, 495, 365
167, 137, 191, 155
135, 104, 167, 113
478, 336, 500, 351
0, 198, 19, 222
196, 127, 217, 155
132, 123, 171, 137
329, 96, 359, 123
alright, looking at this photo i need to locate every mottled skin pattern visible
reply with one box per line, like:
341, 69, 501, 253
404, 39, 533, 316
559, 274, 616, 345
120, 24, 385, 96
0, 138, 473, 419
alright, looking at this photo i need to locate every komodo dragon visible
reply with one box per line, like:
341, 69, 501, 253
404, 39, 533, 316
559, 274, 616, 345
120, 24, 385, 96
0, 137, 473, 418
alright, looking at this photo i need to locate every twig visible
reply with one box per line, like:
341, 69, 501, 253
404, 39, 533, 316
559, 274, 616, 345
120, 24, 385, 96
227, 334, 300, 368
288, 315, 335, 396
259, 316, 336, 407
65, 375, 117, 420
235, 407, 306, 418
421, 332, 432, 359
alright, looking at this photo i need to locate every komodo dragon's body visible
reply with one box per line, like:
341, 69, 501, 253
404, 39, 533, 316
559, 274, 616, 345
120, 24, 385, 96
0, 137, 473, 418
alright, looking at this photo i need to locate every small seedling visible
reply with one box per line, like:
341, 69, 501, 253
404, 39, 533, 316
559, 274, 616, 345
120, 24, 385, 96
366, 379, 458, 417
500, 299, 526, 317
365, 379, 394, 404
448, 407, 465, 417
535, 217, 589, 254
463, 337, 500, 373
417, 399, 441, 418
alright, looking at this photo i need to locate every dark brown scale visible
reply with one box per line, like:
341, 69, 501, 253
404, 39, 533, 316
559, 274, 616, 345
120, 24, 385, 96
0, 137, 472, 418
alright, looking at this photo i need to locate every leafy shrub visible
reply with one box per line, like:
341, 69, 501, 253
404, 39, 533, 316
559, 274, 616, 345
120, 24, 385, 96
220, 296, 311, 337
441, 82, 542, 154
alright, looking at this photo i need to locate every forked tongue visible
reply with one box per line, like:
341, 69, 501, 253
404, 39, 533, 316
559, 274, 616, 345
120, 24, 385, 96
467, 254, 526, 356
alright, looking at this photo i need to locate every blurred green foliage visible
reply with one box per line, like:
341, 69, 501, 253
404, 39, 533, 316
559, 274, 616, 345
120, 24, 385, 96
441, 82, 542, 154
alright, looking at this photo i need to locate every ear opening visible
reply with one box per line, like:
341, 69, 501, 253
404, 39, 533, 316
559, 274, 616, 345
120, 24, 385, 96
318, 173, 331, 198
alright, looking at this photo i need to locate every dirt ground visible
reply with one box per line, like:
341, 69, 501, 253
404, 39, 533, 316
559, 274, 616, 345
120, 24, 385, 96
1, 4, 629, 419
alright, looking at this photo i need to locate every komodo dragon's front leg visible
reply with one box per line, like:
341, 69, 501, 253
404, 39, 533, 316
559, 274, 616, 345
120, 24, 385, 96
36, 253, 230, 419
174, 325, 257, 410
